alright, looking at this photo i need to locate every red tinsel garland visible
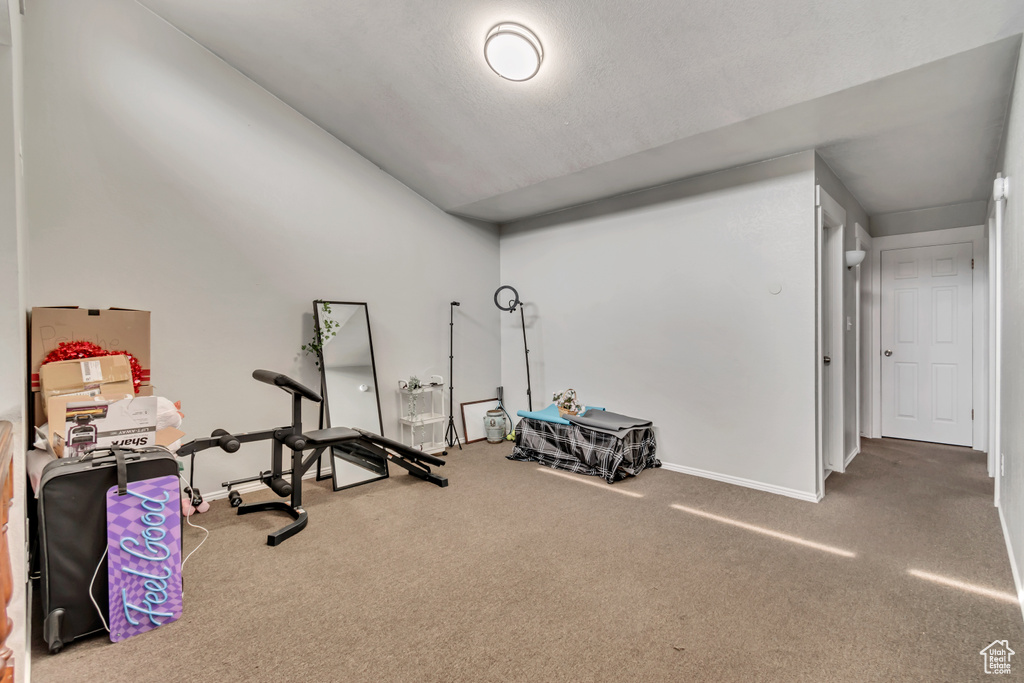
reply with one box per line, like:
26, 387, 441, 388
41, 341, 143, 393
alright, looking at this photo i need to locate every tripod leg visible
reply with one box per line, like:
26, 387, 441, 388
444, 415, 462, 451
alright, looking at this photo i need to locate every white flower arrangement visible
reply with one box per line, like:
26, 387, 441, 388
552, 388, 583, 416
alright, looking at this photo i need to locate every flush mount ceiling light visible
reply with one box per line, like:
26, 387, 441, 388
484, 23, 543, 81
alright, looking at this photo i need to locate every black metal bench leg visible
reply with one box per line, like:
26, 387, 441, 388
236, 500, 308, 546
385, 453, 449, 487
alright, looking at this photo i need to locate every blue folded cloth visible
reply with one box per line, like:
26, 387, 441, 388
517, 403, 604, 426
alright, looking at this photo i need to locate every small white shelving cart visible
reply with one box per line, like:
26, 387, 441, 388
397, 384, 446, 454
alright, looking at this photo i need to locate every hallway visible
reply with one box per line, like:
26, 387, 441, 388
823, 437, 1022, 674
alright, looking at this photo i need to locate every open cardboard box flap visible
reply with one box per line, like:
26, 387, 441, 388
47, 393, 183, 457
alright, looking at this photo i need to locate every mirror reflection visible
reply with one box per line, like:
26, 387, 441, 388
314, 301, 386, 490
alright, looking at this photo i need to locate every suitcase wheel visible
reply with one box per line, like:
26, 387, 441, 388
44, 608, 65, 654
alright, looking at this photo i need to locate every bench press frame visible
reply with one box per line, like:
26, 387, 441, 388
177, 370, 447, 546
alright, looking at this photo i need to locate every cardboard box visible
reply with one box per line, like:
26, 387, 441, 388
31, 384, 154, 428
39, 355, 135, 416
30, 307, 151, 390
48, 394, 159, 458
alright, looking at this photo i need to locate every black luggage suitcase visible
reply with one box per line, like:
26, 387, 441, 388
37, 445, 179, 654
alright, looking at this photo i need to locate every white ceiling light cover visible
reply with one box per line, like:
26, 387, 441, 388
485, 23, 543, 81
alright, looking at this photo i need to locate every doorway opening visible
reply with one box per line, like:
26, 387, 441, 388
879, 243, 974, 447
817, 186, 846, 497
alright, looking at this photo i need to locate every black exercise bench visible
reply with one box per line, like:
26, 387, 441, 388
177, 370, 447, 546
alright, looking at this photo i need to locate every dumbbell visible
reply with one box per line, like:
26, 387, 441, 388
228, 490, 243, 508
184, 485, 203, 507
211, 428, 240, 453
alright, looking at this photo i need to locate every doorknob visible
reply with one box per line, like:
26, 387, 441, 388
823, 356, 831, 365
884, 349, 893, 357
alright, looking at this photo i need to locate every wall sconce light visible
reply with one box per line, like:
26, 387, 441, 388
485, 23, 543, 81
845, 250, 866, 270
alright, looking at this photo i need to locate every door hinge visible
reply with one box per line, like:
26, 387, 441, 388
972, 409, 974, 420
971, 258, 975, 269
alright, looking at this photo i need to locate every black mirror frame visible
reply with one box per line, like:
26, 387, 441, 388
312, 300, 386, 488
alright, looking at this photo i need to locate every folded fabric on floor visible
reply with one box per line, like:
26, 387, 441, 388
567, 409, 652, 437
516, 403, 603, 426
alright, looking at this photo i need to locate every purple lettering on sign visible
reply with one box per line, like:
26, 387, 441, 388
106, 475, 183, 642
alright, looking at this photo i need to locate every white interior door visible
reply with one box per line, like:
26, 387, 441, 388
881, 243, 973, 446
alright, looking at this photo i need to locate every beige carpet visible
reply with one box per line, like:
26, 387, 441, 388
32, 438, 1024, 682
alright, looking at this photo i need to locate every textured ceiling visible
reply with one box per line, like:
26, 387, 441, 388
137, 0, 1024, 222
456, 37, 1020, 221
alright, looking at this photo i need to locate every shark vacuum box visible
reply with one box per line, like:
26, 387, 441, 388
46, 395, 158, 459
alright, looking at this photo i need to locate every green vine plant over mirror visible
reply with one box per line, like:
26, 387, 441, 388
301, 302, 339, 369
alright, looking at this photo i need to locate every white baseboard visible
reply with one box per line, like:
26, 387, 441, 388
845, 446, 859, 468
998, 505, 1024, 627
659, 462, 819, 503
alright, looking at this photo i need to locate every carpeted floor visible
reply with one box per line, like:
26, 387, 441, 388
32, 438, 1024, 682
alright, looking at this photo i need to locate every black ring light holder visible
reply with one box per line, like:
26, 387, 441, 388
494, 285, 533, 412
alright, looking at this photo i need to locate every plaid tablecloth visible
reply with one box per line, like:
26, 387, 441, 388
508, 417, 659, 483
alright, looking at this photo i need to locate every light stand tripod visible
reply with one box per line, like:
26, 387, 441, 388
494, 285, 532, 411
443, 301, 462, 453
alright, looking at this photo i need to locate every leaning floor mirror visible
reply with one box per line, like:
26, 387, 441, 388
313, 300, 389, 491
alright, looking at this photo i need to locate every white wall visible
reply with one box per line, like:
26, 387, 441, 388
24, 0, 501, 496
500, 153, 820, 500
814, 154, 870, 465
995, 41, 1024, 621
856, 224, 873, 441
870, 201, 989, 237
0, 0, 27, 679
0, 26, 21, 414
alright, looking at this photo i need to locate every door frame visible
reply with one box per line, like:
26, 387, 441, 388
854, 223, 871, 452
878, 242, 974, 445
987, 205, 1001, 503
868, 225, 988, 451
816, 185, 846, 497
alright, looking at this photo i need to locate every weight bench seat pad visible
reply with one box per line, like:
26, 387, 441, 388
303, 427, 361, 445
